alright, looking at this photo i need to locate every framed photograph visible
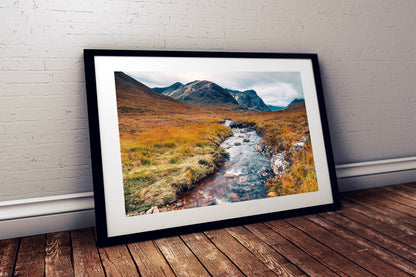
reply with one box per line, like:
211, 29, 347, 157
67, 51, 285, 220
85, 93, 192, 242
84, 49, 340, 246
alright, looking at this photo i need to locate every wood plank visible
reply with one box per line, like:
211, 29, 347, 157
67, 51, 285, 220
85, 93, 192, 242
265, 219, 373, 276
13, 234, 46, 277
321, 211, 416, 263
405, 182, 416, 188
180, 232, 244, 276
244, 223, 338, 276
128, 240, 175, 277
204, 228, 277, 276
285, 216, 410, 277
225, 226, 305, 276
374, 187, 416, 208
154, 236, 210, 277
397, 183, 416, 194
306, 214, 416, 276
383, 184, 416, 199
98, 244, 138, 277
342, 194, 416, 226
342, 198, 416, 236
71, 228, 105, 276
338, 207, 416, 246
345, 190, 416, 219
0, 238, 19, 277
45, 232, 73, 277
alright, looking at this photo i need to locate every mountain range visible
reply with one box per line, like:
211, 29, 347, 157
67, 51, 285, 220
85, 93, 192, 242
225, 89, 270, 112
154, 80, 272, 112
154, 80, 244, 111
114, 72, 197, 114
117, 72, 304, 113
267, 98, 305, 112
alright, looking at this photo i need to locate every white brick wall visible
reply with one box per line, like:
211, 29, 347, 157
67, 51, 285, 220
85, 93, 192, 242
1, 0, 415, 201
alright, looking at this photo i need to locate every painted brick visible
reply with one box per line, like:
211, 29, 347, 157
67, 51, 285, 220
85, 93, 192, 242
0, 0, 415, 201
0, 71, 51, 84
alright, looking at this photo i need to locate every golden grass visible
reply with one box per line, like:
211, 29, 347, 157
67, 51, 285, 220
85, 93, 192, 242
226, 105, 318, 196
119, 103, 317, 215
119, 115, 232, 214
266, 141, 318, 196
116, 72, 318, 214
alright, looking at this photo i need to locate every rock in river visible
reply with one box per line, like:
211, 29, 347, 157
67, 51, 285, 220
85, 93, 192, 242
271, 153, 290, 175
224, 172, 237, 178
257, 166, 274, 182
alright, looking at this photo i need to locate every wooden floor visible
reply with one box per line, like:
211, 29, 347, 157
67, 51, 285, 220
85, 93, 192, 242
1, 183, 416, 276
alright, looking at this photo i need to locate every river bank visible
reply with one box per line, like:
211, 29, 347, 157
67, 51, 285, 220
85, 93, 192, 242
144, 120, 273, 212
138, 115, 317, 215
122, 120, 233, 216
125, 104, 318, 216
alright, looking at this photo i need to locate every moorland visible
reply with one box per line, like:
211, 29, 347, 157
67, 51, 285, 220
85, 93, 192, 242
115, 72, 318, 215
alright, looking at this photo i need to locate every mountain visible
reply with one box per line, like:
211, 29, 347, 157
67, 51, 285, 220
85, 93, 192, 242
285, 101, 306, 112
114, 72, 195, 114
153, 82, 184, 95
226, 89, 270, 112
267, 105, 286, 112
268, 99, 305, 112
286, 98, 305, 108
155, 80, 243, 111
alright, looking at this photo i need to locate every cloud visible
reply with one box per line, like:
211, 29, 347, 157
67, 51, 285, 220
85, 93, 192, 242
125, 71, 304, 106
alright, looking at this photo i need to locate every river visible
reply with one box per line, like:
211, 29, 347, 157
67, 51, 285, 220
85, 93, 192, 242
171, 120, 272, 210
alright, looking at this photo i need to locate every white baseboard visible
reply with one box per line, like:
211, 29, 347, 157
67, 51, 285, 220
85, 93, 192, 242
337, 169, 416, 192
0, 156, 415, 240
335, 156, 416, 192
335, 156, 416, 179
0, 192, 95, 239
0, 210, 96, 240
0, 192, 94, 221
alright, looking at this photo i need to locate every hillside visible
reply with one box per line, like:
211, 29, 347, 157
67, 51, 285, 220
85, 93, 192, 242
115, 72, 196, 114
286, 98, 305, 108
153, 82, 184, 95
114, 72, 316, 215
284, 101, 305, 112
226, 89, 270, 112
268, 99, 305, 112
155, 80, 245, 111
267, 105, 286, 111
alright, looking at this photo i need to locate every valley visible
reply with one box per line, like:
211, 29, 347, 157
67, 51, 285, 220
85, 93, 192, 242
114, 72, 317, 216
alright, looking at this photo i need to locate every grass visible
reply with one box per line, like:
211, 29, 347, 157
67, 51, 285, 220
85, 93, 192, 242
266, 140, 318, 196
119, 117, 232, 215
227, 105, 318, 196
116, 79, 318, 215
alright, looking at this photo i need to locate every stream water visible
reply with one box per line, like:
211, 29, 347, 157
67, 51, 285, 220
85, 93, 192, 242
172, 120, 272, 210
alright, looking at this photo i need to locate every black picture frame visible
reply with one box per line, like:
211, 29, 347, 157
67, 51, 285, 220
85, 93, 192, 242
84, 49, 340, 247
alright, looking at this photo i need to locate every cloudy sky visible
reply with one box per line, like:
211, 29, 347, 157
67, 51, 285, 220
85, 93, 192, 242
125, 71, 304, 107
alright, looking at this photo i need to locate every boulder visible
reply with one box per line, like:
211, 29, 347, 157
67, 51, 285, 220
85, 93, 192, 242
229, 121, 255, 129
224, 172, 237, 178
290, 142, 305, 152
229, 121, 245, 128
257, 166, 274, 182
254, 142, 273, 156
146, 206, 160, 214
290, 137, 309, 151
271, 153, 290, 175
